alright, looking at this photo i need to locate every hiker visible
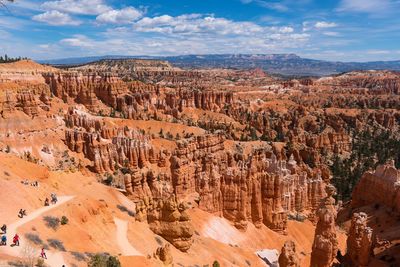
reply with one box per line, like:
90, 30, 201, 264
44, 198, 50, 206
13, 234, 19, 246
51, 193, 58, 204
0, 235, 6, 246
1, 224, 6, 234
18, 209, 27, 218
40, 247, 47, 259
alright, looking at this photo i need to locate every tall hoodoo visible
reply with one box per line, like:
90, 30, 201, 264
345, 212, 374, 267
310, 184, 338, 267
278, 240, 300, 267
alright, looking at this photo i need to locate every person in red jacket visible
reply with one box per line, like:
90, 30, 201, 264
13, 234, 19, 246
40, 247, 47, 259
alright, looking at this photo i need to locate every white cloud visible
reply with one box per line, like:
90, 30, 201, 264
41, 0, 111, 15
39, 44, 50, 49
133, 14, 296, 36
337, 0, 397, 14
69, 14, 310, 56
322, 31, 340, 37
96, 7, 143, 24
366, 50, 390, 55
241, 0, 289, 12
303, 21, 338, 33
60, 34, 94, 47
278, 26, 294, 33
315, 21, 337, 29
55, 13, 310, 57
32, 10, 81, 26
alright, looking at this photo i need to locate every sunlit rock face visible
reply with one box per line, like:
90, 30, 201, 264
352, 161, 400, 212
278, 240, 300, 267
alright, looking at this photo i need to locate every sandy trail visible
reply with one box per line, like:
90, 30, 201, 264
114, 217, 143, 256
0, 196, 74, 266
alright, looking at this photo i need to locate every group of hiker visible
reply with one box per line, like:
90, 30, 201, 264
21, 179, 40, 187
0, 224, 19, 247
18, 209, 27, 218
0, 193, 60, 261
44, 193, 58, 206
1, 223, 47, 260
1, 227, 46, 259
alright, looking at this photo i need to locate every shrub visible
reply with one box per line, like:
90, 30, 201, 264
60, 216, 69, 225
43, 216, 60, 230
88, 253, 121, 267
120, 167, 130, 175
106, 256, 121, 267
213, 260, 220, 267
70, 251, 86, 262
288, 213, 306, 222
47, 239, 66, 251
116, 205, 135, 217
104, 174, 114, 186
36, 258, 46, 267
25, 233, 43, 245
155, 236, 163, 246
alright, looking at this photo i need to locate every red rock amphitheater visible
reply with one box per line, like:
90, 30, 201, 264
0, 59, 399, 267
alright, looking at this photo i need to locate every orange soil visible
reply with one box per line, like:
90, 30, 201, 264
0, 152, 347, 267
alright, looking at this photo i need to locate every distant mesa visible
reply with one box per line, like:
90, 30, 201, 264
39, 53, 400, 77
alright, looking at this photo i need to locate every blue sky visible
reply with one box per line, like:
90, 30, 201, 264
0, 0, 400, 61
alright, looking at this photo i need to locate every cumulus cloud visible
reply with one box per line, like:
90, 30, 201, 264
315, 21, 337, 29
41, 0, 111, 15
57, 12, 309, 57
32, 11, 81, 26
303, 21, 338, 34
59, 14, 308, 56
96, 7, 143, 24
132, 14, 298, 37
278, 26, 294, 33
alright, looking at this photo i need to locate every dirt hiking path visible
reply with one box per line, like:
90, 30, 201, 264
114, 217, 143, 256
0, 196, 74, 267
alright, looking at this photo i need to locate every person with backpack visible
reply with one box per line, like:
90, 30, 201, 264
18, 209, 27, 218
0, 235, 6, 246
51, 193, 58, 204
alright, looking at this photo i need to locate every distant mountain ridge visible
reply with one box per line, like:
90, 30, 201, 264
38, 54, 400, 77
